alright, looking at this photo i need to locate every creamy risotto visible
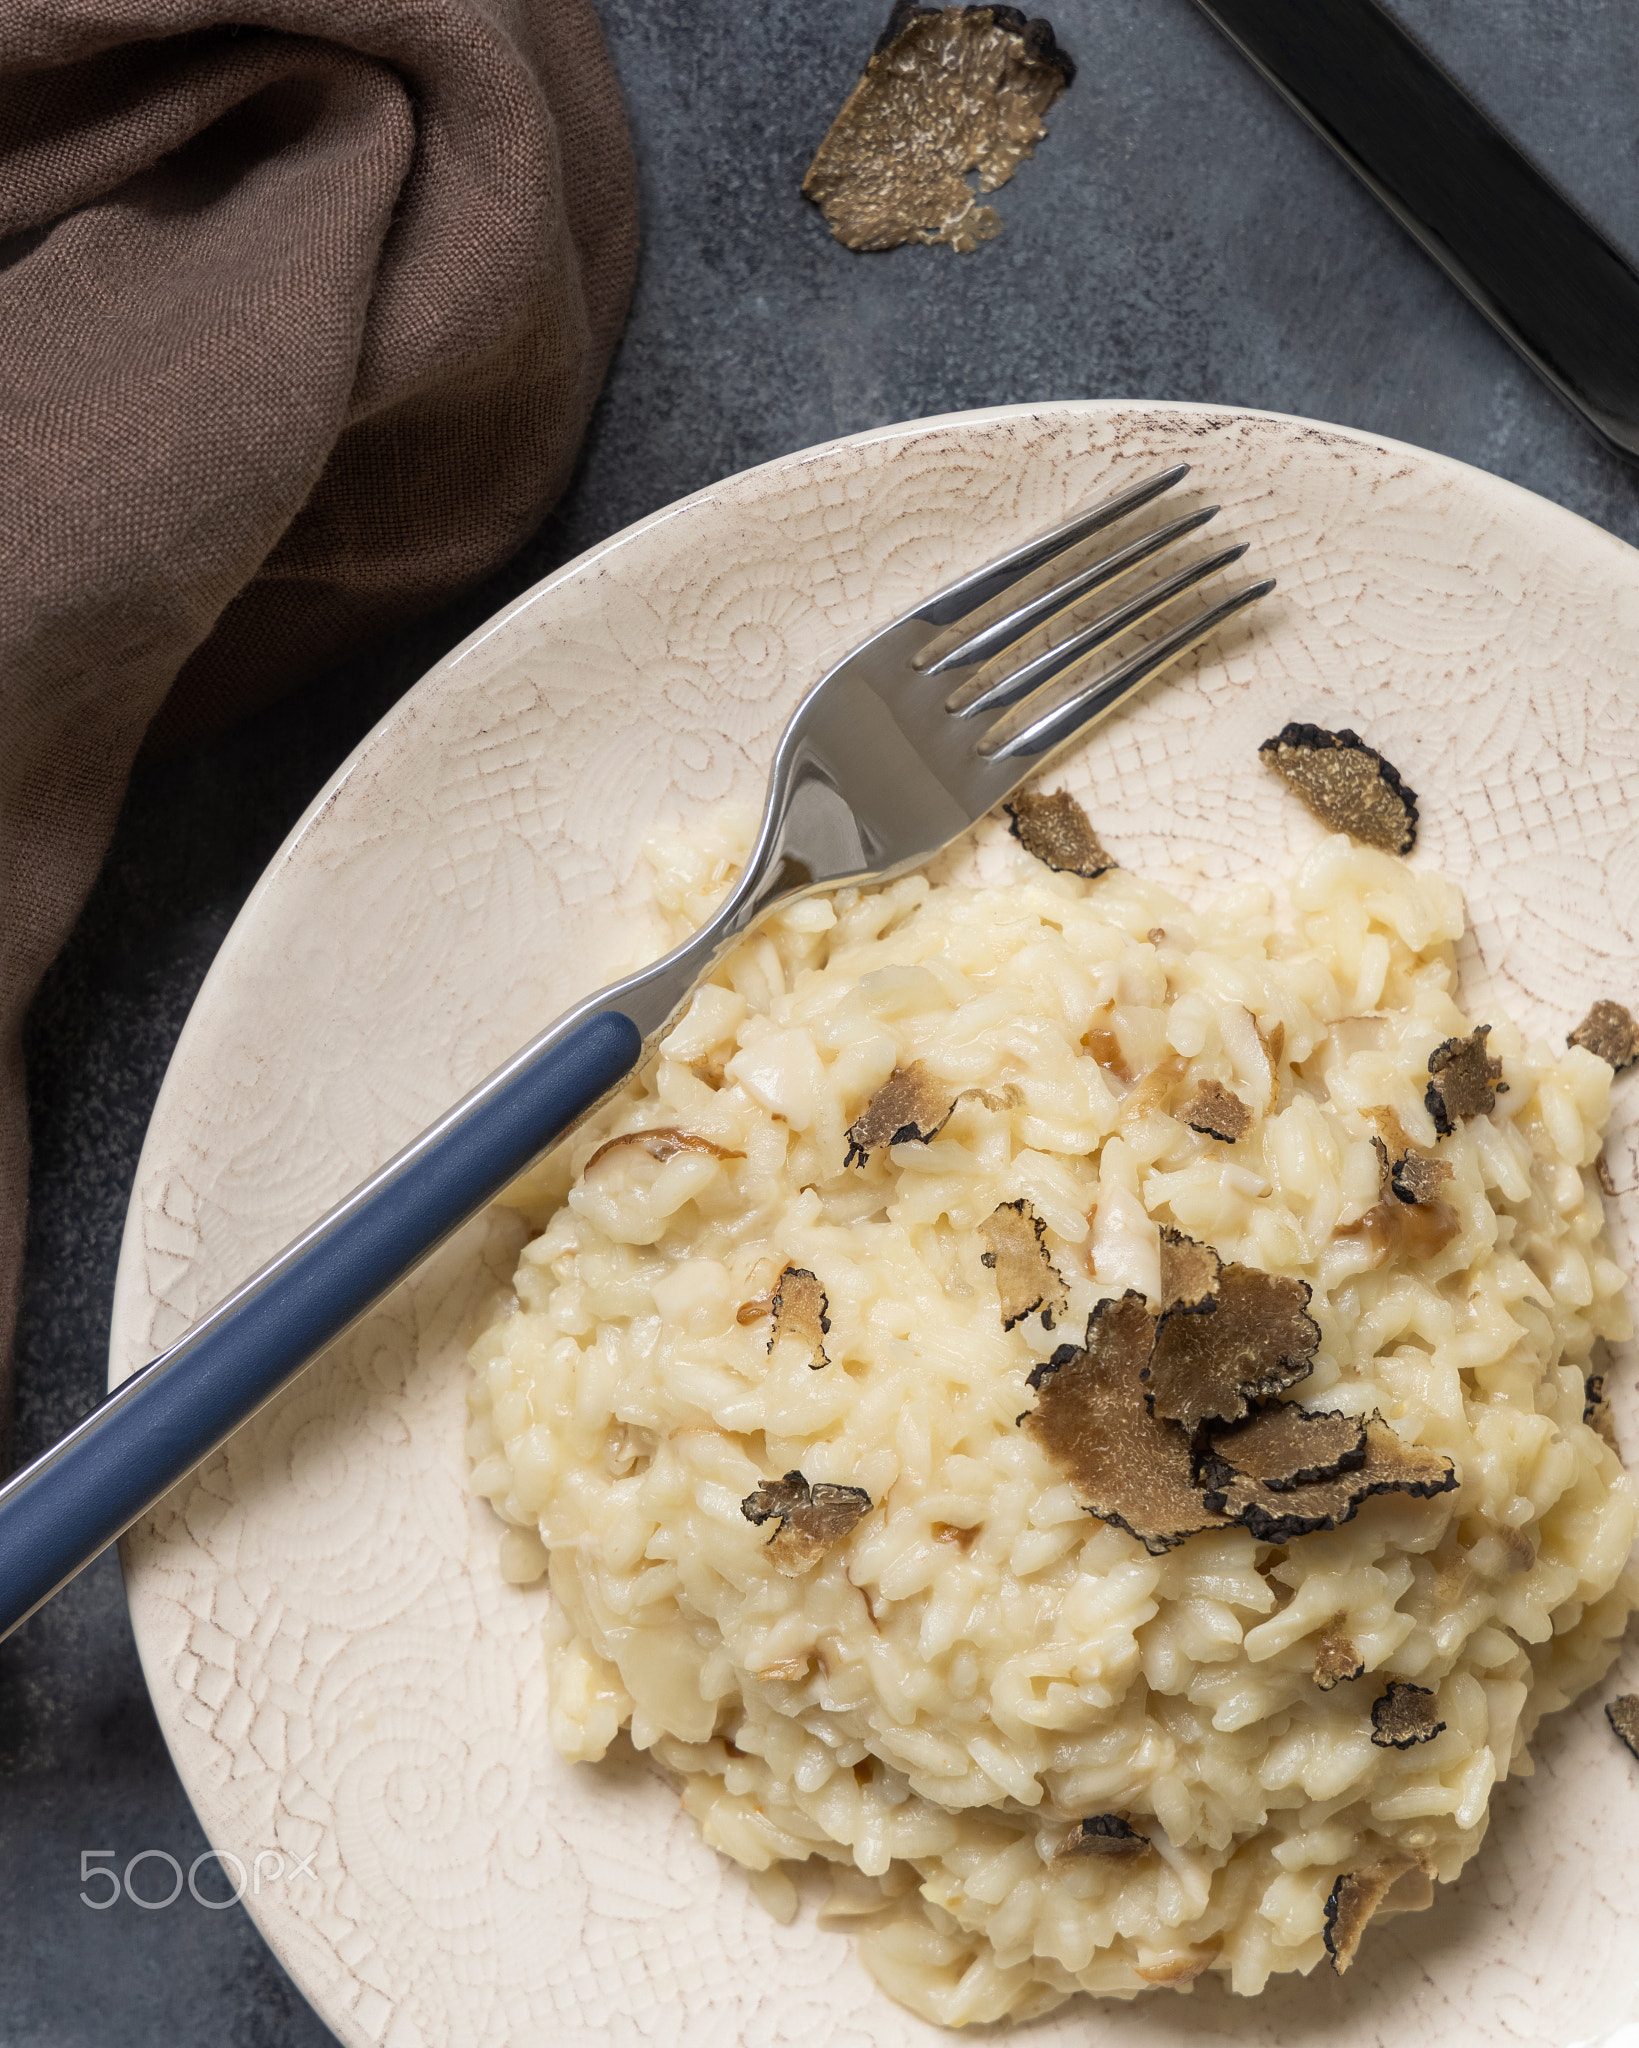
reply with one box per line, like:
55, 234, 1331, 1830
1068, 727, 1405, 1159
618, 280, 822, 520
466, 806, 1636, 2024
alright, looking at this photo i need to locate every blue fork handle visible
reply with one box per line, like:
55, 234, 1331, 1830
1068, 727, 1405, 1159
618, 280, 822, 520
0, 1007, 643, 1642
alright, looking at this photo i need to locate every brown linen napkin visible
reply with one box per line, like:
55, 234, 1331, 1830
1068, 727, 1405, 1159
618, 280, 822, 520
0, 0, 638, 1449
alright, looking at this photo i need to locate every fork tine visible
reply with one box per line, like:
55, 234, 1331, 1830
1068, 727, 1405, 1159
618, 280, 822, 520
978, 579, 1276, 767
930, 505, 1220, 683
951, 542, 1249, 720
912, 463, 1191, 631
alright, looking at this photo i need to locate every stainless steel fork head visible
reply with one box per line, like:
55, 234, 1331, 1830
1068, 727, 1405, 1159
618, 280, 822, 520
614, 463, 1272, 1038
0, 462, 1273, 1640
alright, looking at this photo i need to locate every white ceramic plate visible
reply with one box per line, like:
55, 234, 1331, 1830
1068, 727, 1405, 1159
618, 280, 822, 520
112, 402, 1639, 2048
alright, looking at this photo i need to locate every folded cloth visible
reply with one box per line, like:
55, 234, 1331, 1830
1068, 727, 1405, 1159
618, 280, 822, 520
0, 0, 638, 1449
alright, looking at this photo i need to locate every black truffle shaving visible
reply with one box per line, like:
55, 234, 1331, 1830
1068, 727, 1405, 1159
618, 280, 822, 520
1021, 1292, 1228, 1554
805, 2, 1074, 254
741, 1470, 873, 1576
1608, 1694, 1639, 1761
1568, 999, 1639, 1072
1370, 1679, 1446, 1749
1389, 1148, 1454, 1205
1177, 1078, 1253, 1143
845, 1061, 959, 1166
980, 1198, 1068, 1330
1425, 1023, 1507, 1137
1314, 1634, 1365, 1691
769, 1265, 831, 1370
1201, 1405, 1367, 1493
1004, 787, 1112, 877
1585, 1373, 1619, 1449
742, 1471, 812, 1527
1158, 1226, 1222, 1312
875, 0, 1075, 77
1056, 1812, 1150, 1858
1202, 1415, 1456, 1543
1323, 1862, 1416, 1975
1143, 1262, 1320, 1432
1259, 723, 1420, 855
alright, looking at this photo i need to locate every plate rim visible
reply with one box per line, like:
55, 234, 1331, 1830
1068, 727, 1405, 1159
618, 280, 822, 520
110, 395, 1639, 2045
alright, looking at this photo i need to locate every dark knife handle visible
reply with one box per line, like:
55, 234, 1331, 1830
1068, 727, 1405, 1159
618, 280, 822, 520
1191, 0, 1639, 462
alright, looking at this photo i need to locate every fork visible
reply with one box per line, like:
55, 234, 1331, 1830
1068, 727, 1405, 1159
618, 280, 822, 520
0, 462, 1271, 1639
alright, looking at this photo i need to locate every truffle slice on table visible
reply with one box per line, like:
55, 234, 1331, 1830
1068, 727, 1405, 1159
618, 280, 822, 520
1370, 1679, 1446, 1749
980, 1199, 1068, 1330
769, 1265, 831, 1370
1143, 1262, 1321, 1433
1314, 1634, 1365, 1691
1004, 788, 1114, 878
1323, 1860, 1419, 1975
845, 1060, 959, 1165
742, 1470, 874, 1577
1177, 1078, 1253, 1143
1608, 1694, 1639, 1762
1021, 1291, 1229, 1555
1202, 1414, 1457, 1543
802, 2, 1074, 254
1055, 1813, 1150, 1859
1259, 723, 1420, 855
1424, 1023, 1506, 1136
1569, 999, 1639, 1072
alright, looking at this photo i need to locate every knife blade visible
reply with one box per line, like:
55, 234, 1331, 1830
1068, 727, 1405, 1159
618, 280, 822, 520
1189, 0, 1639, 463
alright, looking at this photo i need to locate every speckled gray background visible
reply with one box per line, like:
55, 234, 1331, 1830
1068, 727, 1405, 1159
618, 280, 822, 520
4, 1, 1638, 2040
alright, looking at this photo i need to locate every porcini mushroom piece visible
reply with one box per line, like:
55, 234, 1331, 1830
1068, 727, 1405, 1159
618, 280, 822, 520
1259, 723, 1419, 855
1425, 1024, 1506, 1136
1608, 1694, 1639, 1762
1370, 1679, 1446, 1749
1323, 1860, 1417, 1974
1201, 1415, 1457, 1542
802, 2, 1075, 255
1313, 1634, 1364, 1691
1143, 1262, 1321, 1433
960, 1080, 1025, 1113
769, 1265, 831, 1370
1337, 1196, 1463, 1268
1177, 1078, 1253, 1143
980, 1199, 1068, 1330
845, 1061, 960, 1166
1569, 999, 1639, 1072
1258, 1018, 1286, 1111
1055, 1813, 1150, 1859
1003, 788, 1114, 878
585, 1127, 742, 1173
741, 1470, 873, 1577
1158, 1226, 1222, 1312
1021, 1292, 1229, 1555
1202, 1405, 1366, 1493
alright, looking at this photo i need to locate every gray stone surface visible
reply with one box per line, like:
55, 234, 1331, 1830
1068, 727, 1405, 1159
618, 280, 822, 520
4, 1, 1637, 2040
